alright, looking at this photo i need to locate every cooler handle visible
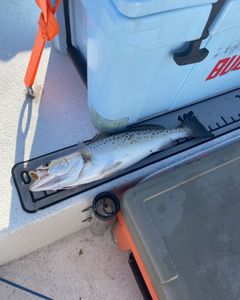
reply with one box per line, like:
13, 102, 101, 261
173, 0, 225, 66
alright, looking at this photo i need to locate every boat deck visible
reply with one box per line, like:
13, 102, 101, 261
0, 229, 142, 300
0, 1, 142, 299
1, 2, 240, 300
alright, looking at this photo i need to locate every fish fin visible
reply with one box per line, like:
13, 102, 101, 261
100, 161, 122, 176
77, 141, 92, 161
91, 131, 109, 142
91, 125, 165, 140
180, 111, 214, 138
127, 124, 165, 131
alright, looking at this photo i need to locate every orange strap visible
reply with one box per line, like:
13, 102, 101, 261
24, 0, 61, 89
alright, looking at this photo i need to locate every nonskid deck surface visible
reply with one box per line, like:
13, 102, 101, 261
12, 89, 240, 212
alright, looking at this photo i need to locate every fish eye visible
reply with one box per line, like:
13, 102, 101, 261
42, 162, 51, 168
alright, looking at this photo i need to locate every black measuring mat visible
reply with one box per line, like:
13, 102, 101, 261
12, 89, 240, 212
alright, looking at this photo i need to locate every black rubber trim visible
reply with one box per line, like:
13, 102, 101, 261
128, 253, 153, 300
63, 0, 87, 86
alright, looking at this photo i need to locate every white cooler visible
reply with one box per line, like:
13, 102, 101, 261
55, 0, 240, 131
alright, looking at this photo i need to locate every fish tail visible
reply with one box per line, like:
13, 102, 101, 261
181, 111, 214, 138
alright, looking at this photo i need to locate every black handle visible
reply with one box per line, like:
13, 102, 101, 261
174, 39, 209, 66
173, 0, 225, 66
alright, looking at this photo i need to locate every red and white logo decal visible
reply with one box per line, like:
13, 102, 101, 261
206, 55, 240, 81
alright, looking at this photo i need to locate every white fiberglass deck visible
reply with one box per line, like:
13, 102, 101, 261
0, 0, 96, 264
0, 1, 142, 299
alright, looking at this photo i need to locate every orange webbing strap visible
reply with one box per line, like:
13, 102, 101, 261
24, 0, 61, 96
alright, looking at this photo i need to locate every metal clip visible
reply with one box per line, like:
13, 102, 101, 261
26, 87, 35, 99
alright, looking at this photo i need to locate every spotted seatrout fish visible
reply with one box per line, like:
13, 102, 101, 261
29, 112, 213, 192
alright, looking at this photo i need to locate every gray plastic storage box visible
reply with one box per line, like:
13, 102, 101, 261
120, 140, 240, 300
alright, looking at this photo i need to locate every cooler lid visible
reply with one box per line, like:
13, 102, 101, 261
112, 0, 218, 18
121, 140, 240, 300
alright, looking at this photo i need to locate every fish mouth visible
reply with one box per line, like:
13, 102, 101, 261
29, 170, 57, 192
28, 155, 86, 192
29, 171, 39, 181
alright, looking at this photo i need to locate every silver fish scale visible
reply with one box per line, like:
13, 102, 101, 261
29, 123, 194, 192
88, 127, 190, 150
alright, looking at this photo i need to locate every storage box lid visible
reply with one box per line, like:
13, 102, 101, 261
112, 0, 218, 18
121, 140, 240, 300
